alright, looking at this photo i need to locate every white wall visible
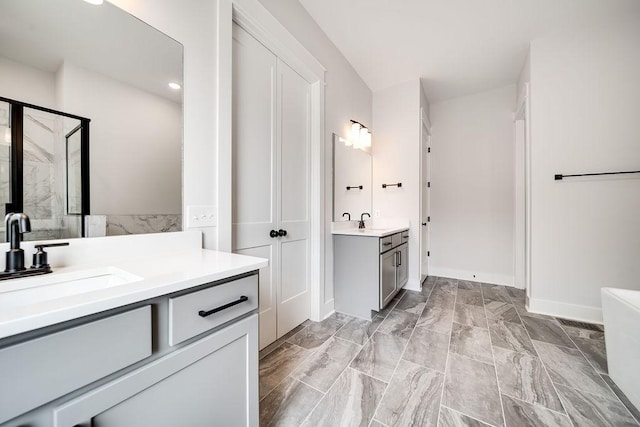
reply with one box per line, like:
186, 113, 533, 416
527, 17, 640, 322
58, 63, 181, 216
372, 80, 422, 290
429, 85, 516, 285
0, 57, 55, 106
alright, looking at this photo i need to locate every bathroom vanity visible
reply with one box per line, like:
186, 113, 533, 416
0, 231, 267, 427
333, 224, 409, 319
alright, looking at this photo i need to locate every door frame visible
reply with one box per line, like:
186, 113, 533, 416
217, 0, 327, 321
419, 107, 431, 280
514, 83, 531, 295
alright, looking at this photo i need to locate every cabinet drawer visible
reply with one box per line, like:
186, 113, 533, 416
169, 274, 258, 346
380, 236, 393, 253
392, 232, 403, 248
0, 306, 151, 424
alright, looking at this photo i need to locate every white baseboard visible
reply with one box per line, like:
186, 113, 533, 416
428, 267, 515, 288
528, 297, 603, 324
314, 298, 334, 322
402, 277, 422, 292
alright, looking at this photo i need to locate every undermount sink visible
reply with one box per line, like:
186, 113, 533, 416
0, 267, 143, 310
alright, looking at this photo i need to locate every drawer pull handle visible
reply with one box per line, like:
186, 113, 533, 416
403, 236, 409, 239
198, 296, 249, 317
383, 242, 392, 246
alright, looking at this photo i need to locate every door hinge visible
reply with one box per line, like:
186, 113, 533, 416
427, 182, 431, 188
427, 147, 431, 153
427, 216, 430, 222
427, 251, 430, 257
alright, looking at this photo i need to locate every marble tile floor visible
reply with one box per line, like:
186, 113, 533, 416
258, 277, 640, 427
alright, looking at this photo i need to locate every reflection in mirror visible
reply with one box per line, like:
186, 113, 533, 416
0, 0, 183, 240
332, 133, 372, 220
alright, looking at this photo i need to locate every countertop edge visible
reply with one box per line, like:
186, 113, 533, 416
331, 226, 409, 237
0, 251, 268, 340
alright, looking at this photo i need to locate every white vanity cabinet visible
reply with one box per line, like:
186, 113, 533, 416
0, 272, 259, 427
334, 229, 409, 320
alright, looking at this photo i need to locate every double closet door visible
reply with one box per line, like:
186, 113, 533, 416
232, 23, 311, 350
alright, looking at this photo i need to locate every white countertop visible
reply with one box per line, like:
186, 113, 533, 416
331, 218, 410, 237
331, 226, 409, 237
0, 249, 267, 339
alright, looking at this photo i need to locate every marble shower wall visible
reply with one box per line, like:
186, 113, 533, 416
106, 214, 182, 236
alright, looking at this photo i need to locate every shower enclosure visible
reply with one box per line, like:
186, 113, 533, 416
0, 96, 89, 241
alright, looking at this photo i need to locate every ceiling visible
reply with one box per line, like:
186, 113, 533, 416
299, 0, 640, 102
0, 0, 183, 103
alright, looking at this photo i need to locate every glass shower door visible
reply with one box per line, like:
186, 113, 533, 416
22, 107, 82, 240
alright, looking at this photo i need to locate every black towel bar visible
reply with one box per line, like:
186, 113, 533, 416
554, 170, 640, 180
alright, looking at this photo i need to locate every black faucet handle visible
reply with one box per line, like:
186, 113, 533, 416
32, 242, 70, 269
34, 242, 70, 250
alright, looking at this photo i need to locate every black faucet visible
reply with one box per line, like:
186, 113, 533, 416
4, 213, 31, 273
342, 212, 351, 221
0, 213, 69, 280
359, 213, 371, 229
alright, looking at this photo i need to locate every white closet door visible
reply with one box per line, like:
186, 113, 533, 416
276, 60, 310, 337
232, 23, 278, 349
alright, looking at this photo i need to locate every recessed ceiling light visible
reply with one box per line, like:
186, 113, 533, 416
84, 0, 104, 5
168, 82, 181, 90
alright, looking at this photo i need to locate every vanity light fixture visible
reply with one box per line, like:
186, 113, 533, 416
168, 82, 182, 90
348, 120, 372, 150
83, 0, 104, 5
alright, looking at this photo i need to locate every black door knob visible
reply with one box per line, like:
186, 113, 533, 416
278, 229, 287, 237
422, 223, 427, 226
270, 230, 278, 238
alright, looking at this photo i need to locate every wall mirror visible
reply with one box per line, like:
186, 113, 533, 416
0, 0, 183, 241
332, 133, 372, 220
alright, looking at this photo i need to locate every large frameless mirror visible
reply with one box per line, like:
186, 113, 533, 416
0, 0, 183, 240
332, 133, 372, 221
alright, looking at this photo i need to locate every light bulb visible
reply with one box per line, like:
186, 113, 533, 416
350, 122, 361, 146
168, 82, 181, 90
363, 131, 372, 148
359, 126, 368, 143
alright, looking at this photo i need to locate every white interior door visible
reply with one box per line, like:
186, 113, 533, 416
232, 23, 278, 349
420, 117, 430, 278
276, 60, 310, 336
232, 23, 310, 349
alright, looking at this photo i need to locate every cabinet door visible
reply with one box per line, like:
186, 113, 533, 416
92, 339, 249, 426
380, 250, 397, 309
397, 243, 408, 289
55, 315, 258, 427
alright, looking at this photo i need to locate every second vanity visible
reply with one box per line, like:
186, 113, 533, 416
333, 222, 409, 320
0, 231, 267, 427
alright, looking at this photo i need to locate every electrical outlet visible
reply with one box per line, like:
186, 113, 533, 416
186, 205, 217, 228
